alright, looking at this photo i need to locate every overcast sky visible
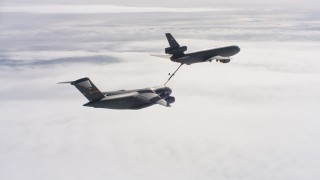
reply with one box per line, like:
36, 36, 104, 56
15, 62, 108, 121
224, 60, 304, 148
3, 0, 320, 7
1, 1, 320, 180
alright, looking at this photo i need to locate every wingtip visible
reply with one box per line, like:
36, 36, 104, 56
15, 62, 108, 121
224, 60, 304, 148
57, 81, 73, 84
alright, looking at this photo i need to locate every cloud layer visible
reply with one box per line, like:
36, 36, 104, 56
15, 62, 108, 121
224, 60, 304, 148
3, 0, 320, 7
1, 4, 320, 180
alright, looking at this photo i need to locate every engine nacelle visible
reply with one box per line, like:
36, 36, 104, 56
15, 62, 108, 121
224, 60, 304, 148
154, 87, 172, 99
165, 46, 187, 55
160, 93, 170, 99
219, 59, 230, 63
165, 96, 175, 104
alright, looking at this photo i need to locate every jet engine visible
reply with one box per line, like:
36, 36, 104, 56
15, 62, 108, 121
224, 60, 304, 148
165, 96, 175, 104
154, 87, 172, 99
165, 46, 187, 55
219, 59, 230, 63
160, 93, 170, 99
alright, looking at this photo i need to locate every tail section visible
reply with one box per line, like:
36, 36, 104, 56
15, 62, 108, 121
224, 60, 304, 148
60, 77, 104, 101
166, 33, 180, 48
165, 33, 187, 57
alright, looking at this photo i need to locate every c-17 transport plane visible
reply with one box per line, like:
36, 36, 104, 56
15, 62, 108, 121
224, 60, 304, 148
153, 33, 241, 85
59, 77, 174, 110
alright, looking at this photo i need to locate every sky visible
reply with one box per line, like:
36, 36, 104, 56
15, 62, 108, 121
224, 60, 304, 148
1, 1, 320, 180
3, 0, 320, 7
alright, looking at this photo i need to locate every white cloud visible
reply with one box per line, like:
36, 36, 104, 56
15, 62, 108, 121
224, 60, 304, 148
0, 5, 233, 14
1, 5, 320, 180
3, 0, 320, 8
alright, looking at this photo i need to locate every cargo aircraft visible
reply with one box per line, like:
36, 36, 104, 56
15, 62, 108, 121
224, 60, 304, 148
59, 77, 174, 110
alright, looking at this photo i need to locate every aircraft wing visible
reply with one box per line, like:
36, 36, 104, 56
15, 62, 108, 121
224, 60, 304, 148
209, 55, 230, 60
135, 90, 169, 107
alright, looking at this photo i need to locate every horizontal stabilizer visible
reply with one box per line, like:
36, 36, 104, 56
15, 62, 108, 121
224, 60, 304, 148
150, 54, 171, 59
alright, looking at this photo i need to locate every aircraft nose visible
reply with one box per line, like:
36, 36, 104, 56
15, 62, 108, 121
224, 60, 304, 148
234, 46, 240, 53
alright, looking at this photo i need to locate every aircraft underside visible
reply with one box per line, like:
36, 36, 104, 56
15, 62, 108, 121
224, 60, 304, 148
83, 96, 154, 110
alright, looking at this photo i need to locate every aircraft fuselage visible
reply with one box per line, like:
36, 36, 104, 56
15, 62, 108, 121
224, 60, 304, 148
172, 45, 240, 65
60, 77, 174, 110
83, 86, 173, 110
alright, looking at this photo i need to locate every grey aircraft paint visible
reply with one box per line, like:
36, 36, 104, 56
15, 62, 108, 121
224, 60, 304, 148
164, 33, 240, 65
158, 33, 241, 85
59, 77, 174, 110
60, 34, 240, 109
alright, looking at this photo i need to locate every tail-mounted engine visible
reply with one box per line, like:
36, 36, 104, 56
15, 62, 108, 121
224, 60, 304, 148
165, 46, 187, 55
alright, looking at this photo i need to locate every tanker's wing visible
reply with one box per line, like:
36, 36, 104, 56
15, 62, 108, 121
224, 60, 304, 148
210, 55, 230, 60
135, 90, 169, 107
208, 55, 231, 63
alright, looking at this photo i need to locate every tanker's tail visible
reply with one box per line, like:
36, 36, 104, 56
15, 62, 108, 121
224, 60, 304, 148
164, 33, 187, 57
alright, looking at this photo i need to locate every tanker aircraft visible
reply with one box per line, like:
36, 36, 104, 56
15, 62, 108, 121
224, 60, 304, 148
153, 33, 240, 85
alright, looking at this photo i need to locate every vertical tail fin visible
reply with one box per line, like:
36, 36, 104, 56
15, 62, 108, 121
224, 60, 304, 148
59, 77, 104, 101
165, 33, 180, 48
165, 33, 187, 57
